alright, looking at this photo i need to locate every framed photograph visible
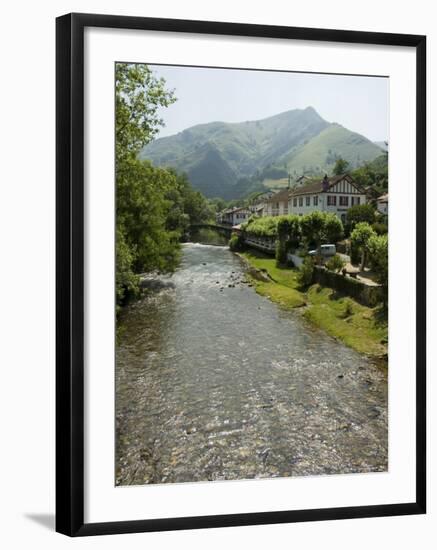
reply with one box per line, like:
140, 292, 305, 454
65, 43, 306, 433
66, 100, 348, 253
56, 13, 426, 536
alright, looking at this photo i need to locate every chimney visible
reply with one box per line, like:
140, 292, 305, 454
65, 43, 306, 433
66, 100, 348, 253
322, 174, 329, 191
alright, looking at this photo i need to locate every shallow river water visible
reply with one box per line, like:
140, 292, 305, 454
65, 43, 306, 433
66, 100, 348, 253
116, 242, 387, 486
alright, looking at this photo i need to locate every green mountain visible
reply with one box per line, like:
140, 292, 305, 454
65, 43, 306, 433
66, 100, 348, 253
141, 107, 384, 199
374, 141, 388, 152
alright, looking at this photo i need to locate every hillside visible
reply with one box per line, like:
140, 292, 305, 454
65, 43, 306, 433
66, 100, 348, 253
141, 107, 384, 199
281, 124, 383, 175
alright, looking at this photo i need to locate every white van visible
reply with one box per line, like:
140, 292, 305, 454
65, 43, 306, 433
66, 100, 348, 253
308, 244, 336, 257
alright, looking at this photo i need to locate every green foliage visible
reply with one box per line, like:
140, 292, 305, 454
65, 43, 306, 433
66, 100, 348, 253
242, 216, 281, 238
372, 221, 388, 235
368, 234, 388, 306
326, 254, 345, 273
277, 215, 301, 246
324, 213, 344, 243
351, 154, 388, 193
350, 222, 376, 270
350, 222, 376, 248
345, 204, 376, 235
115, 63, 212, 309
229, 233, 244, 252
116, 63, 176, 162
275, 240, 287, 266
333, 157, 349, 175
297, 256, 315, 287
115, 226, 139, 309
243, 212, 343, 263
300, 211, 343, 255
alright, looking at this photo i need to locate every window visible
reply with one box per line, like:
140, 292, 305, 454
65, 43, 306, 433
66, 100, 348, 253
306, 196, 310, 206
327, 195, 337, 206
351, 197, 355, 206
313, 196, 318, 206
339, 196, 349, 206
299, 197, 303, 206
293, 198, 297, 207
356, 197, 361, 205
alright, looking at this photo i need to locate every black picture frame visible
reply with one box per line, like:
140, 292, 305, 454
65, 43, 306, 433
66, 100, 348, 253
56, 12, 426, 537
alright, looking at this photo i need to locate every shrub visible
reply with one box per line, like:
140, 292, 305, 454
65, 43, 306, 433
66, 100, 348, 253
243, 216, 280, 238
372, 222, 388, 235
300, 211, 344, 254
297, 256, 315, 287
275, 239, 287, 266
326, 254, 345, 273
345, 204, 376, 236
229, 233, 244, 252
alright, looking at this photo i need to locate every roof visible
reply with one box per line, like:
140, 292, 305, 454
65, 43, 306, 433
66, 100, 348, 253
265, 188, 291, 203
377, 193, 389, 202
221, 206, 251, 214
290, 174, 362, 197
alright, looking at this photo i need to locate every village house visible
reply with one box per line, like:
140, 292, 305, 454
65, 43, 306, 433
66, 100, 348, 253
287, 174, 367, 223
376, 193, 389, 216
263, 188, 290, 217
217, 206, 252, 226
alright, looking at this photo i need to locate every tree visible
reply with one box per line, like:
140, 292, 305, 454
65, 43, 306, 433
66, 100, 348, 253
116, 63, 178, 306
351, 155, 388, 193
115, 63, 215, 310
345, 204, 376, 235
116, 63, 175, 161
276, 215, 301, 265
300, 211, 343, 264
350, 222, 376, 271
333, 157, 350, 175
117, 159, 182, 276
324, 213, 344, 243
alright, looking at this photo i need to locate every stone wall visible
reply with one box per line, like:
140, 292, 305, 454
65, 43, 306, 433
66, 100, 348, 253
313, 266, 383, 307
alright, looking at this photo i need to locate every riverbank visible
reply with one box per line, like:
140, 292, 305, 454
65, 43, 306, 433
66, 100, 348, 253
240, 250, 388, 360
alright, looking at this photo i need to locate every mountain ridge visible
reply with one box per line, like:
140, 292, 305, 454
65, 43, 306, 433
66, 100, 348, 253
141, 107, 384, 199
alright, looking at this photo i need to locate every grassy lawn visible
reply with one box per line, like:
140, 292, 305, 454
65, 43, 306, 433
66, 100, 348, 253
241, 250, 306, 308
241, 250, 388, 359
304, 285, 388, 358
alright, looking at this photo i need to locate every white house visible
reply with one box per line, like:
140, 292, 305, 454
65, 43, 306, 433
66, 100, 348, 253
376, 193, 389, 216
217, 206, 252, 226
263, 188, 290, 217
288, 174, 367, 223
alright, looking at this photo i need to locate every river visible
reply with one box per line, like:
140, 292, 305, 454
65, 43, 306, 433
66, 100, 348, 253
116, 238, 387, 486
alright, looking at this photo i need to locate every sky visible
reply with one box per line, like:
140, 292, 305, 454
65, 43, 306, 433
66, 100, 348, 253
148, 64, 388, 143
